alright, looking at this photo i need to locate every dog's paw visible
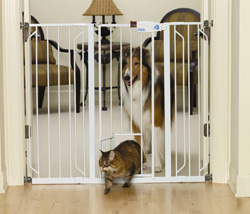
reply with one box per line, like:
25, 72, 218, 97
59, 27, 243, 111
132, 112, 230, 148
154, 165, 162, 173
144, 149, 151, 154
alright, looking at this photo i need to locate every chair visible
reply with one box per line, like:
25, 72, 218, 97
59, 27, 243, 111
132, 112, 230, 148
143, 8, 200, 115
25, 15, 81, 113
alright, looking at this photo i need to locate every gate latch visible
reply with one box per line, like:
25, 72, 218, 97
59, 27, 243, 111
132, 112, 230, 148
131, 21, 162, 32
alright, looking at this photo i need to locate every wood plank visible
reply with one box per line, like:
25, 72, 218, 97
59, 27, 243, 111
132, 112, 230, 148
0, 183, 250, 213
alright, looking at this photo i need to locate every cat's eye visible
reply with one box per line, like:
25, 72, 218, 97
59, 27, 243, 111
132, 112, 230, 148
134, 62, 139, 66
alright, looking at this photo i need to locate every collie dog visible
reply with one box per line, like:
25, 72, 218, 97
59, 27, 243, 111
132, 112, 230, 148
121, 46, 174, 173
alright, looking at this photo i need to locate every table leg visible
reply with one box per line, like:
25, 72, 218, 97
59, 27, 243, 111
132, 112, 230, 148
102, 58, 107, 111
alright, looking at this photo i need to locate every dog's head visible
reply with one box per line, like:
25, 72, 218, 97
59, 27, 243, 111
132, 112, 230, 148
122, 46, 151, 88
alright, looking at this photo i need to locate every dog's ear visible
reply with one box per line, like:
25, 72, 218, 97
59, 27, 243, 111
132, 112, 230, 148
122, 46, 130, 58
132, 47, 151, 65
142, 47, 151, 65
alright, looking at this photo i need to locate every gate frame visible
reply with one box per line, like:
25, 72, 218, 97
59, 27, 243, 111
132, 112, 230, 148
1, 1, 232, 190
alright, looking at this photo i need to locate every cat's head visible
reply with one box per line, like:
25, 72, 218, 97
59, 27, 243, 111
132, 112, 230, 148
99, 150, 118, 173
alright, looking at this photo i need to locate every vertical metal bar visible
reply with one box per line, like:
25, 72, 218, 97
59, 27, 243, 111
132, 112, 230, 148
197, 25, 201, 176
110, 26, 113, 149
130, 28, 133, 133
88, 24, 95, 179
174, 25, 178, 176
98, 25, 102, 152
175, 30, 186, 174
82, 27, 86, 176
73, 32, 85, 175
73, 30, 77, 176
151, 32, 155, 179
206, 30, 209, 170
57, 26, 61, 178
27, 31, 39, 175
98, 25, 102, 178
187, 25, 191, 176
199, 29, 209, 173
198, 25, 200, 176
35, 27, 40, 178
120, 28, 123, 133
47, 26, 51, 178
164, 26, 171, 177
68, 26, 72, 178
140, 32, 143, 175
181, 31, 186, 173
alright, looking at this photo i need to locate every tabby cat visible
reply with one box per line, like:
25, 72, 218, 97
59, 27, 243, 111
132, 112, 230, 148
99, 140, 146, 194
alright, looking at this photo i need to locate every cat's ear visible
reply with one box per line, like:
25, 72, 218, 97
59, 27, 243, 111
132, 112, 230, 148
108, 150, 115, 161
100, 150, 104, 154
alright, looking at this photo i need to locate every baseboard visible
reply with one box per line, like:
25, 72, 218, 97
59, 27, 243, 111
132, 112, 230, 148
228, 164, 250, 197
235, 175, 250, 197
0, 168, 8, 193
228, 163, 237, 195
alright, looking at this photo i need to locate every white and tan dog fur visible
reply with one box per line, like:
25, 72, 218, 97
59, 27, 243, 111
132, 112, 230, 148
121, 46, 174, 173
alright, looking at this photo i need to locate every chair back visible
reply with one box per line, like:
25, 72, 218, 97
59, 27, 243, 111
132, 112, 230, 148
154, 8, 200, 63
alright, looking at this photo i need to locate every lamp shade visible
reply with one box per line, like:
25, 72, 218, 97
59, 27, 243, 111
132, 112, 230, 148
83, 0, 123, 16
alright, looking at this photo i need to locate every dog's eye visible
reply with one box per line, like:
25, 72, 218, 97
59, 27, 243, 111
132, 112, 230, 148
135, 62, 139, 66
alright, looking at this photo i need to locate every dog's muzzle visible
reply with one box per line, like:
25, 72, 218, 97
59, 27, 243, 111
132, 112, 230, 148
124, 74, 138, 86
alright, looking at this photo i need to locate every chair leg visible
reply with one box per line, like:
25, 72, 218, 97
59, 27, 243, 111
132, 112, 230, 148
84, 62, 89, 103
38, 86, 45, 108
193, 84, 197, 108
118, 62, 121, 106
76, 66, 81, 113
190, 72, 195, 115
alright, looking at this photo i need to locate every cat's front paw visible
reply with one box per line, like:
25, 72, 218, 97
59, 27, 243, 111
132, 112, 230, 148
122, 182, 130, 188
143, 162, 147, 170
104, 188, 111, 194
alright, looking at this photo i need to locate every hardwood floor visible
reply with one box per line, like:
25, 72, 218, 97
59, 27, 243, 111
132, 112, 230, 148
0, 182, 250, 214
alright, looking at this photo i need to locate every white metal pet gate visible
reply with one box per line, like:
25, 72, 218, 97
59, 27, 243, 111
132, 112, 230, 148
24, 21, 209, 184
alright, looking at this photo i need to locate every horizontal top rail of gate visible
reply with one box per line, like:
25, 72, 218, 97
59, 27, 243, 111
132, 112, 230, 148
99, 22, 203, 27
30, 23, 94, 27
29, 21, 204, 29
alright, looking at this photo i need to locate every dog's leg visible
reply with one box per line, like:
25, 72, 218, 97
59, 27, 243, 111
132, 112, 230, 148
154, 126, 165, 173
143, 128, 151, 154
132, 121, 141, 145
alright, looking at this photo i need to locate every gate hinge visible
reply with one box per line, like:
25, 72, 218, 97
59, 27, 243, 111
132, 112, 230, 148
25, 125, 31, 139
24, 176, 32, 183
205, 174, 212, 181
20, 22, 29, 42
204, 123, 210, 137
204, 20, 213, 27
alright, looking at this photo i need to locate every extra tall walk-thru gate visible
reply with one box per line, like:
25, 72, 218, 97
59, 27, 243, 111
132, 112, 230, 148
24, 21, 210, 184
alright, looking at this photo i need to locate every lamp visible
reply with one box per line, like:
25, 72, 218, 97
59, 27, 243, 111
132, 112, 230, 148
83, 0, 123, 44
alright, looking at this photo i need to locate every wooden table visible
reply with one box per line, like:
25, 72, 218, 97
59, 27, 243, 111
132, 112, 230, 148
77, 42, 130, 110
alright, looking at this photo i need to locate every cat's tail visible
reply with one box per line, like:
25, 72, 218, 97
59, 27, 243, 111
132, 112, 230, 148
131, 140, 147, 163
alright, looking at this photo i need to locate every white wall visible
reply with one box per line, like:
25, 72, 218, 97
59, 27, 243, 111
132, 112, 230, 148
30, 0, 201, 24
229, 0, 250, 197
30, 0, 201, 102
30, 0, 201, 48
230, 0, 239, 190
0, 0, 7, 193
